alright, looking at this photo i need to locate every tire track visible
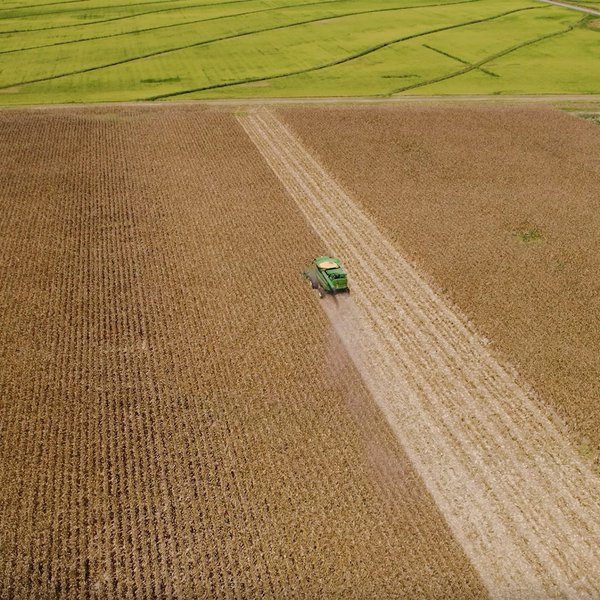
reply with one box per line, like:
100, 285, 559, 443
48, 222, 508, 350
238, 109, 600, 599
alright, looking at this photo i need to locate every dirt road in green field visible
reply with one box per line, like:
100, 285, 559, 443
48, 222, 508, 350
238, 108, 600, 598
537, 0, 600, 15
10, 94, 600, 111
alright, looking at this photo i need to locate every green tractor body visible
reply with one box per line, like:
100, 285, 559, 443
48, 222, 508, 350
304, 256, 349, 298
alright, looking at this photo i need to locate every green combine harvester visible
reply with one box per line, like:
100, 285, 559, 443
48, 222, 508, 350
304, 256, 349, 298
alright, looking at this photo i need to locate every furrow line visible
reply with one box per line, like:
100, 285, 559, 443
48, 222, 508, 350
391, 17, 583, 95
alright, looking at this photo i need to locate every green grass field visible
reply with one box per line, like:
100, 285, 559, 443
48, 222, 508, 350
0, 0, 598, 104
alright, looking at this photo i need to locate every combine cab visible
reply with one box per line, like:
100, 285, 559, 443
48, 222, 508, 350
304, 256, 349, 298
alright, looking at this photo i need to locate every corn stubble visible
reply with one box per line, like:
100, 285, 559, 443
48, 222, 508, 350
0, 107, 486, 598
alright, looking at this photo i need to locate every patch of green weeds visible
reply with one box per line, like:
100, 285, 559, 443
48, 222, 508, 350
512, 224, 541, 243
579, 112, 600, 126
141, 77, 181, 84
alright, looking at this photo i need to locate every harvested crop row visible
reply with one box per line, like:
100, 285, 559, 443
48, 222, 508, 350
278, 104, 600, 470
239, 108, 600, 598
0, 106, 486, 598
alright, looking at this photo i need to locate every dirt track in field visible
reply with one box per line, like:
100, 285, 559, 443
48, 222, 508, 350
280, 105, 600, 468
0, 107, 487, 598
239, 109, 600, 598
536, 0, 600, 15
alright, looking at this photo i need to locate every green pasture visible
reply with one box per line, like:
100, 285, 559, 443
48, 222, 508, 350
0, 0, 598, 104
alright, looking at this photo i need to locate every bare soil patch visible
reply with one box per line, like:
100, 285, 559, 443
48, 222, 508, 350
0, 106, 485, 598
279, 104, 600, 468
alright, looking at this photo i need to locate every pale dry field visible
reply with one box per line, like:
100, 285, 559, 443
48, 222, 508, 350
0, 107, 485, 598
280, 105, 600, 466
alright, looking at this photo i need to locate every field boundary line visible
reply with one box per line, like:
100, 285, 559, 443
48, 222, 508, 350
391, 14, 586, 94
2, 93, 600, 110
147, 4, 542, 100
0, 0, 488, 90
238, 108, 600, 599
